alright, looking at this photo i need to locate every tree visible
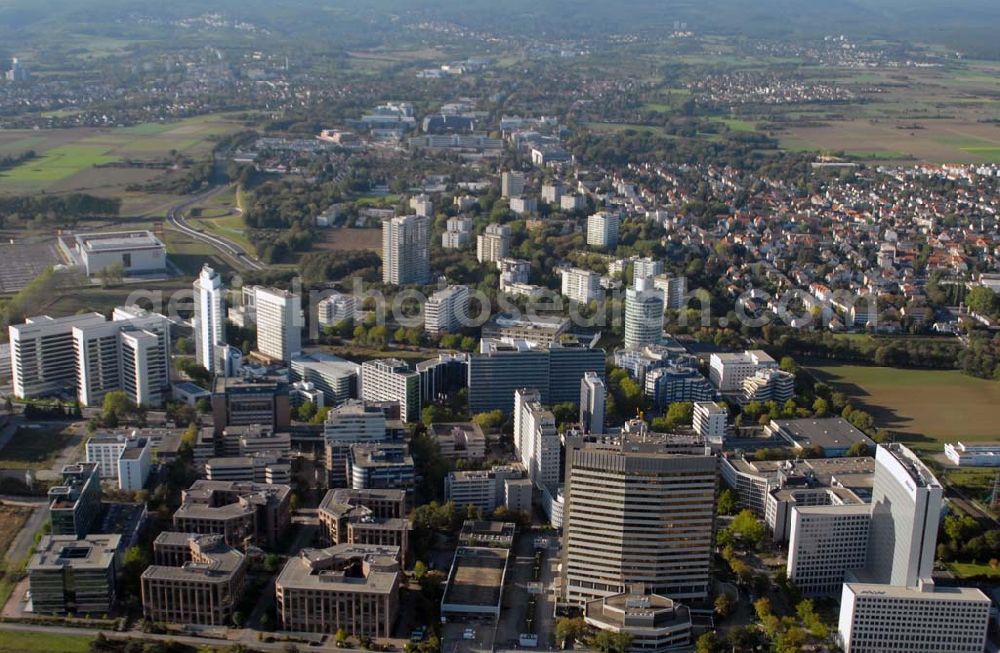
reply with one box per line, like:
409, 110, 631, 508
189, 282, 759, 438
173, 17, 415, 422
335, 628, 348, 646
714, 592, 734, 618
663, 401, 694, 429
195, 397, 211, 413
695, 632, 720, 653
779, 355, 798, 374
555, 616, 586, 647
966, 286, 998, 317
717, 488, 739, 515
551, 401, 578, 427
729, 509, 765, 549
472, 410, 504, 430
296, 401, 317, 422
413, 560, 428, 581
232, 610, 246, 628
812, 397, 829, 417
102, 390, 136, 427
729, 557, 753, 584
845, 441, 872, 457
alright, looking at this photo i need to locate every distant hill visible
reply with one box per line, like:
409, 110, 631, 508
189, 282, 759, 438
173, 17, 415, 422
0, 0, 997, 58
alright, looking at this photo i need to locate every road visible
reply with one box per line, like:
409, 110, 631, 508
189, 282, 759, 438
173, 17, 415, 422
166, 185, 266, 271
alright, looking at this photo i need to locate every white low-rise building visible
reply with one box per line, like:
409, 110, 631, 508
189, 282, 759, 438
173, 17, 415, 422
944, 441, 1000, 467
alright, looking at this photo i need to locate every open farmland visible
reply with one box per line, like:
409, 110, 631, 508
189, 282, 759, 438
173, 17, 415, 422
0, 114, 244, 212
806, 363, 1000, 449
770, 63, 1000, 163
316, 227, 383, 252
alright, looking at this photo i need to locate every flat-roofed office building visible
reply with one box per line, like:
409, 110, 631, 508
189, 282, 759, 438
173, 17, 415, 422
276, 544, 400, 637
28, 534, 120, 615
561, 433, 718, 605
141, 532, 247, 626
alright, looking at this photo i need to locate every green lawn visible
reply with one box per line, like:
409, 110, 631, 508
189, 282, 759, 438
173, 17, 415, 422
0, 426, 76, 469
806, 364, 1000, 449
0, 144, 117, 186
947, 562, 1000, 580
0, 630, 94, 653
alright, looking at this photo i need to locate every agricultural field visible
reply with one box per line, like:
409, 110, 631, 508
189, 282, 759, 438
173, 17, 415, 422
806, 363, 1000, 449
316, 227, 383, 252
0, 113, 244, 213
769, 63, 1000, 163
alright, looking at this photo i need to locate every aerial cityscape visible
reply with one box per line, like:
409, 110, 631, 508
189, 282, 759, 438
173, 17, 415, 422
0, 1, 999, 652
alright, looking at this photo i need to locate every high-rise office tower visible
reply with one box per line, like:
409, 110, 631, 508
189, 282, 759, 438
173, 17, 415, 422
864, 443, 943, 587
561, 433, 717, 604
360, 359, 420, 423
193, 265, 225, 374
9, 312, 107, 398
624, 277, 664, 350
579, 372, 606, 434
73, 307, 170, 407
254, 287, 302, 363
382, 215, 430, 285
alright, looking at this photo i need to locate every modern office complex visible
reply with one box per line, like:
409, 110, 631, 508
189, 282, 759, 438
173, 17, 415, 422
514, 388, 561, 489
838, 580, 990, 653
586, 211, 620, 248
193, 264, 226, 374
425, 285, 470, 334
865, 444, 942, 587
692, 401, 727, 442
67, 230, 166, 276
290, 353, 360, 406
445, 464, 531, 515
85, 431, 152, 490
624, 278, 665, 350
253, 286, 301, 362
318, 488, 410, 565
644, 365, 716, 408
382, 214, 431, 285
9, 312, 107, 398
48, 462, 102, 538
28, 534, 120, 615
323, 400, 402, 487
561, 433, 718, 605
348, 442, 415, 490
944, 441, 1000, 466
141, 532, 247, 626
359, 358, 420, 423
786, 503, 871, 597
708, 350, 777, 392
560, 267, 603, 304
316, 291, 358, 327
476, 223, 511, 264
579, 371, 606, 434
468, 337, 606, 414
172, 480, 291, 549
584, 592, 692, 653
210, 377, 291, 433
72, 307, 170, 408
275, 544, 401, 637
